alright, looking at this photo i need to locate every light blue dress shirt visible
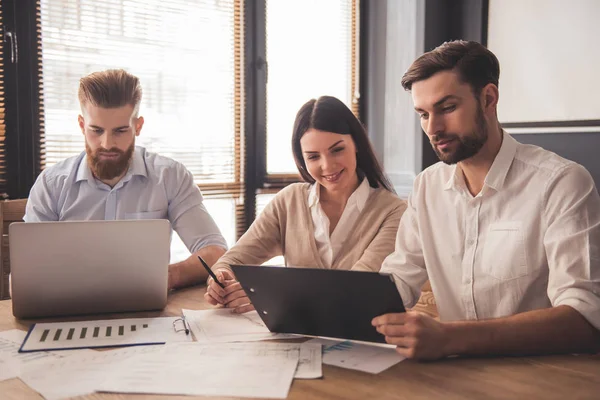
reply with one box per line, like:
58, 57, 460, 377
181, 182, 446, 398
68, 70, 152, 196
24, 146, 228, 253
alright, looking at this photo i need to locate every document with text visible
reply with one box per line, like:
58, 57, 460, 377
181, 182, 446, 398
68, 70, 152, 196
183, 341, 323, 379
183, 308, 297, 343
98, 342, 300, 399
19, 345, 165, 400
0, 329, 93, 382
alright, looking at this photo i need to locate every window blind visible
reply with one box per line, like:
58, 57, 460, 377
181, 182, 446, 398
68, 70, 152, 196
40, 0, 241, 184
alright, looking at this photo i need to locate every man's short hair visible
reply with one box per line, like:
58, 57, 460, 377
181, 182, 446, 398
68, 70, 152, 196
401, 40, 500, 96
78, 69, 142, 114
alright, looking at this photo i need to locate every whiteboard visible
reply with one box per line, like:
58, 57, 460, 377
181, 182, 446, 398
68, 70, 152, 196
488, 0, 600, 124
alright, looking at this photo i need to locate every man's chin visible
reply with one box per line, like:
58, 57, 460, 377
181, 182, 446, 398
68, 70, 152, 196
93, 160, 128, 180
434, 149, 458, 165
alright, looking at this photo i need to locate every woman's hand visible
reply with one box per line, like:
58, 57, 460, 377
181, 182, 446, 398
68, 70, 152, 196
204, 269, 255, 313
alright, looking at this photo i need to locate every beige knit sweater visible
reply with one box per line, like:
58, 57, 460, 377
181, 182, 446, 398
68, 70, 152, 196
213, 183, 407, 273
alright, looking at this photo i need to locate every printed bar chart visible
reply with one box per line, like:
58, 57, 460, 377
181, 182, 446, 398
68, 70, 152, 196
38, 324, 151, 343
20, 317, 193, 352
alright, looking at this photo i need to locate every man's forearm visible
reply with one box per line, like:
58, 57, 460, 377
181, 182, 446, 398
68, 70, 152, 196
443, 305, 600, 357
168, 245, 226, 289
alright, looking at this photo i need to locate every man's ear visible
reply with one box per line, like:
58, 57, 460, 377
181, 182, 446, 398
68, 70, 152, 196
78, 115, 85, 135
135, 116, 144, 137
481, 83, 499, 114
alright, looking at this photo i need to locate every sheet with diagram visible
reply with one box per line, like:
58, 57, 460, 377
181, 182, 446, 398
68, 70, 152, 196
307, 337, 405, 374
20, 316, 193, 352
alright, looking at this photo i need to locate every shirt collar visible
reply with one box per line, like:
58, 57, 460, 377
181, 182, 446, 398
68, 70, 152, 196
75, 146, 148, 185
444, 131, 517, 192
308, 176, 372, 211
483, 131, 518, 191
444, 165, 461, 191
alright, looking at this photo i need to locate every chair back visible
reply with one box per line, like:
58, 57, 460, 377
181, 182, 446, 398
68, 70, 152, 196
0, 199, 27, 300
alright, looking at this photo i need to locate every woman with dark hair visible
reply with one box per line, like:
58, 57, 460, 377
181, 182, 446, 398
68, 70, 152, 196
205, 96, 406, 313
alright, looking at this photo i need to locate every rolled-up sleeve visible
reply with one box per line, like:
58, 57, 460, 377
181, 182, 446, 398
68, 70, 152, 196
167, 164, 228, 253
380, 189, 429, 309
544, 164, 600, 330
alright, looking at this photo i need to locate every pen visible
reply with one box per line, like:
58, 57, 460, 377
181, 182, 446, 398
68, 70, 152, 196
181, 315, 190, 335
198, 255, 225, 289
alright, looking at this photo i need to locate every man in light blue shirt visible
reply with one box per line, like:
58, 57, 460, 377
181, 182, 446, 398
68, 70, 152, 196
25, 69, 227, 289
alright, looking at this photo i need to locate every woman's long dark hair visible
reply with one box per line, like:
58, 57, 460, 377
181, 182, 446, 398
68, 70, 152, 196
291, 96, 393, 192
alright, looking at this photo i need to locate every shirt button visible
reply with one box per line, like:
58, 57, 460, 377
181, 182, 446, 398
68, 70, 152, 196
467, 239, 475, 246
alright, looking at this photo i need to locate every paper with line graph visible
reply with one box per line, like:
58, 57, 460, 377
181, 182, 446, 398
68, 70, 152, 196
307, 338, 405, 374
19, 317, 193, 352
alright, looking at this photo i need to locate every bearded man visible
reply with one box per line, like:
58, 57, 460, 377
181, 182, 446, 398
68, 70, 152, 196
372, 41, 600, 360
24, 69, 227, 290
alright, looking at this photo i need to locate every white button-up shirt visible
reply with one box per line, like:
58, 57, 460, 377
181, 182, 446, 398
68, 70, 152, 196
381, 133, 600, 330
309, 177, 374, 268
24, 146, 228, 253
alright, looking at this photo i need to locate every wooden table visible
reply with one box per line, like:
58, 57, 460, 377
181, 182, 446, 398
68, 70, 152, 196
1, 285, 599, 400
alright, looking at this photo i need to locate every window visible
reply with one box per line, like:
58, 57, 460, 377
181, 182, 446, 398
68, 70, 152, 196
39, 0, 242, 246
265, 0, 360, 175
3, 0, 361, 254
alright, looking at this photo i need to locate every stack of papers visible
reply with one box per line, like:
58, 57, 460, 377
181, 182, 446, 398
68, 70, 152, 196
19, 342, 320, 400
1, 309, 406, 400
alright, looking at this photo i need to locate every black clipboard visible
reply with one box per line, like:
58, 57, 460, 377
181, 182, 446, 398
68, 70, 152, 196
230, 265, 406, 343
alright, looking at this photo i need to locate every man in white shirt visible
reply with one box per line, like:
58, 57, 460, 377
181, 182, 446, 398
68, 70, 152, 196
24, 69, 227, 290
373, 41, 600, 359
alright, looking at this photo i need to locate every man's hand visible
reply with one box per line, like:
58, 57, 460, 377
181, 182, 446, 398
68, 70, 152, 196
372, 311, 449, 360
204, 270, 255, 314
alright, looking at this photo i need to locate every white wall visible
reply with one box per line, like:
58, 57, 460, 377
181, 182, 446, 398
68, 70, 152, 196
488, 0, 600, 124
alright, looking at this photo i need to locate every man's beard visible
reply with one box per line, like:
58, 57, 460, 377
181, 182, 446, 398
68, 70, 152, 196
431, 104, 488, 165
86, 142, 135, 180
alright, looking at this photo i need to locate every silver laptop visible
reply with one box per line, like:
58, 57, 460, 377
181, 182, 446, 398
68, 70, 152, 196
9, 219, 170, 319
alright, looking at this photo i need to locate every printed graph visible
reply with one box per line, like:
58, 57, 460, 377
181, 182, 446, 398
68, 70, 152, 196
20, 317, 191, 352
323, 341, 354, 354
38, 324, 150, 342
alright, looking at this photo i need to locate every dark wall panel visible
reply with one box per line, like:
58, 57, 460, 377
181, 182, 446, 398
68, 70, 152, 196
514, 132, 600, 190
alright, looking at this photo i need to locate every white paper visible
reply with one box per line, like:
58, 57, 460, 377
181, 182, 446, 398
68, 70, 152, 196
19, 345, 165, 400
296, 342, 323, 379
0, 330, 93, 382
21, 317, 192, 352
181, 341, 322, 379
183, 308, 296, 343
0, 329, 31, 343
307, 338, 405, 374
97, 342, 299, 399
